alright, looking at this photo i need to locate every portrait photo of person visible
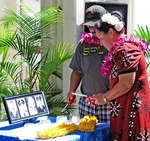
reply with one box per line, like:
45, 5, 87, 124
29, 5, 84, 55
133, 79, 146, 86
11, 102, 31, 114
7, 100, 20, 120
17, 98, 29, 118
35, 95, 46, 113
26, 96, 38, 116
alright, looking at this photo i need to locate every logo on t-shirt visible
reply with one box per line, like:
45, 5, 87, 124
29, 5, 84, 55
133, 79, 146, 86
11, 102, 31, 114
83, 47, 104, 56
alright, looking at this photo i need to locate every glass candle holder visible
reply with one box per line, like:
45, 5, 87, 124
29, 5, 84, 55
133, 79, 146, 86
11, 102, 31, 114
56, 116, 67, 124
71, 115, 80, 123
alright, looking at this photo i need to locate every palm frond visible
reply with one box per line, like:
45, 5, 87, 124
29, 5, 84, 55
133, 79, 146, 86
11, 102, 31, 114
133, 25, 150, 68
0, 26, 13, 62
133, 25, 150, 45
39, 42, 74, 89
0, 4, 75, 117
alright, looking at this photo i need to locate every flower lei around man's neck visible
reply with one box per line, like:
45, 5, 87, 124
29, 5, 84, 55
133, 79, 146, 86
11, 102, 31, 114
81, 32, 101, 46
101, 35, 148, 77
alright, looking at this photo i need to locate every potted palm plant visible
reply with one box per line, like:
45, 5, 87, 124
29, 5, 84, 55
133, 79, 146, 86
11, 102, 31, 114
0, 3, 75, 120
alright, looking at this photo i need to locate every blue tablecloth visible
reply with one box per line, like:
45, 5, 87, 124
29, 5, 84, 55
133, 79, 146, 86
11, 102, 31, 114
0, 116, 110, 141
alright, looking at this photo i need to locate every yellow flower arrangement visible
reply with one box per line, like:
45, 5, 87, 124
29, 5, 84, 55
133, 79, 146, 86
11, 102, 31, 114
37, 122, 78, 139
78, 114, 98, 132
36, 114, 98, 139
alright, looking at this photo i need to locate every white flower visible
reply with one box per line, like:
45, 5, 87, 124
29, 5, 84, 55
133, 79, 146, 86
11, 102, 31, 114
102, 13, 111, 23
115, 21, 124, 32
101, 13, 124, 32
110, 15, 119, 25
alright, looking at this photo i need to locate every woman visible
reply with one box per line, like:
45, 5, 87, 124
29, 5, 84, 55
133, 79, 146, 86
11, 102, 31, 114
87, 11, 150, 140
26, 96, 38, 115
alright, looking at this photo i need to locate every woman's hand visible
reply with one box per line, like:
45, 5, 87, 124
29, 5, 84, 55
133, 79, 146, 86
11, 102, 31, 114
85, 96, 96, 107
86, 93, 106, 106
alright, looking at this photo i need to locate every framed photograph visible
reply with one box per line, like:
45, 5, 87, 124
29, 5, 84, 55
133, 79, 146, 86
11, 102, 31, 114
2, 91, 49, 124
84, 2, 128, 33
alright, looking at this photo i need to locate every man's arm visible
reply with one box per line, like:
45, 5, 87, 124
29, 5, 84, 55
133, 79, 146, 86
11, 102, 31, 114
67, 70, 82, 104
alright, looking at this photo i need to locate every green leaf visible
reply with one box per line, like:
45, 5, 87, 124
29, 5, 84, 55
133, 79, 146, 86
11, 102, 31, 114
0, 3, 75, 119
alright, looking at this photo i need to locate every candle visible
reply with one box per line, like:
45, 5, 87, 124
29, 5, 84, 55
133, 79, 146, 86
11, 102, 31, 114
71, 115, 80, 123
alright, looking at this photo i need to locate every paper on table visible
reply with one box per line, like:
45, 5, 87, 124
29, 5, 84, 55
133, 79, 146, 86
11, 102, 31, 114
11, 124, 37, 140
12, 122, 55, 140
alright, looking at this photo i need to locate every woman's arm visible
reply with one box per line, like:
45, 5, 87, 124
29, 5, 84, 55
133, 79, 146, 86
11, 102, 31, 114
105, 72, 136, 101
91, 72, 136, 105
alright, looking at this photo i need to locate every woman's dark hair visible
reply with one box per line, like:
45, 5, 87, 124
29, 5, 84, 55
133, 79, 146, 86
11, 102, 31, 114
36, 95, 42, 101
18, 99, 25, 105
95, 21, 114, 33
94, 11, 124, 34
111, 11, 122, 21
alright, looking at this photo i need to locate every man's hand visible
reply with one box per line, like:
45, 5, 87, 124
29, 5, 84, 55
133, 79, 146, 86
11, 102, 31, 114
67, 92, 76, 106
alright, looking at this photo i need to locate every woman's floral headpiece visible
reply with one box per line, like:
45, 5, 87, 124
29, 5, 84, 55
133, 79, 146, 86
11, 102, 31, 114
101, 13, 124, 32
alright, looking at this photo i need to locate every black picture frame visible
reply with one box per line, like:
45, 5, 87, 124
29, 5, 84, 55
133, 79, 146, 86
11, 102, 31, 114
2, 91, 49, 124
84, 2, 128, 34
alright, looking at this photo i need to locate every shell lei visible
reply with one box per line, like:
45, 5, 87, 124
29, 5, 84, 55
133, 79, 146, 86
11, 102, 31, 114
101, 35, 148, 77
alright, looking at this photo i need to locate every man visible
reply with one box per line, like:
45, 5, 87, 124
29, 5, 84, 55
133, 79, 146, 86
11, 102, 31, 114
35, 95, 46, 113
67, 5, 110, 123
9, 100, 20, 120
18, 99, 29, 117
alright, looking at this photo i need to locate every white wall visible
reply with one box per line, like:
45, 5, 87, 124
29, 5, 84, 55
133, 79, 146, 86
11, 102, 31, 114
132, 0, 150, 30
117, 0, 150, 34
0, 0, 17, 16
133, 1, 150, 79
21, 0, 41, 12
62, 0, 85, 97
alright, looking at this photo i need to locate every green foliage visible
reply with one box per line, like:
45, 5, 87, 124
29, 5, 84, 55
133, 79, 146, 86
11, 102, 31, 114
0, 4, 75, 119
133, 25, 150, 45
133, 25, 150, 68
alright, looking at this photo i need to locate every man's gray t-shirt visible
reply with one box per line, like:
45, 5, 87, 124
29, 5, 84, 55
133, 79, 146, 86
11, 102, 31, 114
70, 39, 109, 96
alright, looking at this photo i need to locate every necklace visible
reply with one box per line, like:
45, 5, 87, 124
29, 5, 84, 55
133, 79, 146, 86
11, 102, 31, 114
101, 35, 148, 77
81, 32, 100, 46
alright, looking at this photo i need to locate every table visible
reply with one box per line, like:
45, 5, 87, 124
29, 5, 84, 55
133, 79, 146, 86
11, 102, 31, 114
0, 116, 110, 141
